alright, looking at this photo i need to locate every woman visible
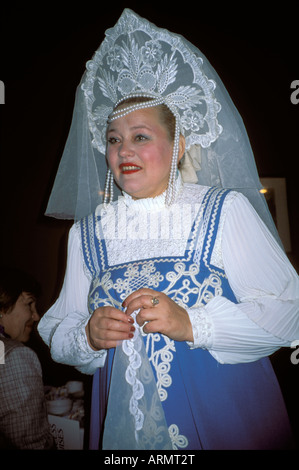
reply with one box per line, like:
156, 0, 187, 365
0, 267, 54, 449
38, 10, 299, 450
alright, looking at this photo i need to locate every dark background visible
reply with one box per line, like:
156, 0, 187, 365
0, 2, 298, 447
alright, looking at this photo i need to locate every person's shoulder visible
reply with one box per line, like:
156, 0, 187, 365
2, 339, 39, 364
1, 337, 24, 356
223, 189, 252, 211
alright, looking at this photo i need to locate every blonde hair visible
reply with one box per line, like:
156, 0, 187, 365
114, 97, 176, 142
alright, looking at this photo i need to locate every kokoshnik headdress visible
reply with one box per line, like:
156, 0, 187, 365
45, 9, 283, 450
46, 8, 279, 243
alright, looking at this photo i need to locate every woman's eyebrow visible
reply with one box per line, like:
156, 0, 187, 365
107, 127, 117, 134
107, 124, 152, 134
130, 125, 152, 131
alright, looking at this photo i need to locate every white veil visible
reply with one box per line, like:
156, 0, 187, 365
102, 314, 173, 450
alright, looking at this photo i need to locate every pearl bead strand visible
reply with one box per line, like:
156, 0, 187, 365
166, 115, 180, 206
107, 97, 165, 123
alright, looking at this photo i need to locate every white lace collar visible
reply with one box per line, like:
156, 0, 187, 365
121, 172, 183, 212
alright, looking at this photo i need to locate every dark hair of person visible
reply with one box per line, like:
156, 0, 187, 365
0, 267, 41, 313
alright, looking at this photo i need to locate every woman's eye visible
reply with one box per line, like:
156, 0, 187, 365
108, 137, 119, 144
135, 134, 148, 142
25, 300, 35, 313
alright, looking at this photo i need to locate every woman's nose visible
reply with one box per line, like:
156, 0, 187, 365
118, 140, 134, 157
31, 304, 40, 321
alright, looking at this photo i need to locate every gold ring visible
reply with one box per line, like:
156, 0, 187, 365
151, 297, 159, 307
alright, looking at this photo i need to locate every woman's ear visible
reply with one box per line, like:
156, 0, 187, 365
177, 134, 185, 164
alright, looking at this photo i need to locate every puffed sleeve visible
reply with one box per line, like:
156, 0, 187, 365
38, 224, 107, 374
187, 192, 299, 364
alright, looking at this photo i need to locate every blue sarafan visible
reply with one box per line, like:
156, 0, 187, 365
82, 187, 293, 450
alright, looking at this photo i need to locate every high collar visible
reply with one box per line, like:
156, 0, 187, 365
121, 172, 183, 212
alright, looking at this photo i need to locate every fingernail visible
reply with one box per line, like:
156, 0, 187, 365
129, 333, 134, 338
127, 316, 134, 324
130, 326, 135, 332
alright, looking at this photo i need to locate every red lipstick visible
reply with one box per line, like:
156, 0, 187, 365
119, 163, 142, 174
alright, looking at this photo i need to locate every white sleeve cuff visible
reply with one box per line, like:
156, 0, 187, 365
186, 307, 214, 350
50, 311, 107, 374
77, 318, 107, 359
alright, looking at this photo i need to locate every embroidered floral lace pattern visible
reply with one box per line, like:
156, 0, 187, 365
187, 307, 213, 350
82, 9, 222, 156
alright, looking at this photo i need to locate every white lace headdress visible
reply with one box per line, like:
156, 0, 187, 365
81, 10, 222, 204
45, 8, 279, 242
83, 19, 222, 152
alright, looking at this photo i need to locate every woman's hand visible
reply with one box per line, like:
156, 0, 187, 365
123, 288, 194, 342
85, 306, 135, 351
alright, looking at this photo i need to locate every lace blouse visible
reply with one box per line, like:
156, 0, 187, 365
38, 181, 299, 374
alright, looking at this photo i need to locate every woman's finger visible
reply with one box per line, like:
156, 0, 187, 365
122, 288, 159, 308
125, 293, 160, 316
86, 306, 135, 350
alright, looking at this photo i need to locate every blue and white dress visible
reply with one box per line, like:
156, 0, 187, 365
79, 185, 293, 450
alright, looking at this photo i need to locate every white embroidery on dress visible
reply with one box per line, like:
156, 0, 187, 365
114, 261, 164, 301
144, 333, 176, 402
169, 424, 189, 449
88, 272, 122, 312
88, 247, 223, 389
164, 261, 223, 308
187, 308, 213, 349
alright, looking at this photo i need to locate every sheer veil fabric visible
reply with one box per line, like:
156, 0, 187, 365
102, 312, 173, 450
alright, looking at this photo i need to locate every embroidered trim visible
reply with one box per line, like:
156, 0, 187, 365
169, 424, 188, 449
144, 333, 176, 402
186, 307, 213, 349
193, 187, 230, 278
210, 191, 238, 269
77, 320, 106, 359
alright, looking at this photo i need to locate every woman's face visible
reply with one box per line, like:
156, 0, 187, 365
1, 292, 39, 342
106, 107, 184, 199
